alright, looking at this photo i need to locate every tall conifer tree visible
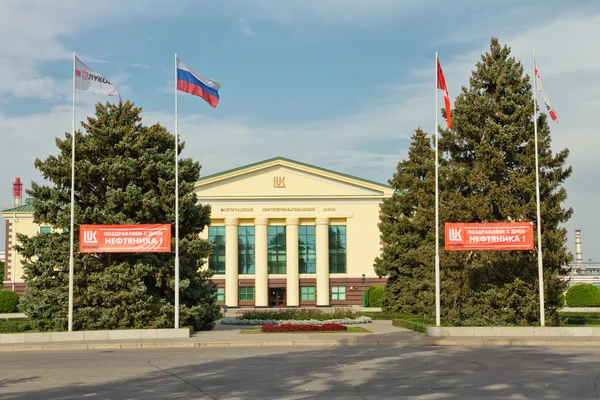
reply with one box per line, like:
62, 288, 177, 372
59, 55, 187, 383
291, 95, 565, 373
15, 101, 220, 331
374, 128, 436, 316
439, 38, 572, 326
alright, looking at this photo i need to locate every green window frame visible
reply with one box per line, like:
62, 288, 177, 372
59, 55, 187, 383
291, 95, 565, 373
298, 225, 316, 274
268, 226, 286, 274
216, 287, 225, 302
208, 226, 226, 274
300, 286, 315, 301
331, 286, 346, 301
238, 226, 255, 274
40, 226, 51, 234
328, 225, 346, 273
239, 287, 254, 301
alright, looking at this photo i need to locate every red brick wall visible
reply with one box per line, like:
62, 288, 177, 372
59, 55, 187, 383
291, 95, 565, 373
239, 278, 256, 307
208, 276, 388, 308
299, 277, 317, 306
330, 277, 387, 306
208, 278, 225, 306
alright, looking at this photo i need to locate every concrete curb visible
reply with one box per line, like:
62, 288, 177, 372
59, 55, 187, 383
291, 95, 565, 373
0, 328, 190, 344
426, 326, 600, 337
4, 338, 600, 352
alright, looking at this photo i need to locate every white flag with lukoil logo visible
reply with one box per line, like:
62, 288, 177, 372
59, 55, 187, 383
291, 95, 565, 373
75, 56, 121, 99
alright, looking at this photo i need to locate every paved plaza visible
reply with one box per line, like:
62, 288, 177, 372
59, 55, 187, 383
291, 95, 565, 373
1, 344, 599, 399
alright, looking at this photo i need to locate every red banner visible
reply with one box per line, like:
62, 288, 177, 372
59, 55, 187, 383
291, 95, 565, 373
79, 224, 171, 253
445, 222, 534, 251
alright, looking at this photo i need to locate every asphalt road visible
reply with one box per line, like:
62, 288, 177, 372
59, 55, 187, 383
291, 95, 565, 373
0, 345, 599, 399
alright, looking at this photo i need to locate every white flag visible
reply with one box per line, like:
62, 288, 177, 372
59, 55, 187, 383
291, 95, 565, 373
75, 56, 121, 100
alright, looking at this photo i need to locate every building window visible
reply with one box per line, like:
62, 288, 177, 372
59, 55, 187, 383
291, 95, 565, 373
239, 287, 254, 301
216, 287, 225, 302
208, 226, 226, 274
40, 226, 51, 234
268, 226, 286, 274
298, 225, 316, 274
238, 226, 255, 274
329, 225, 346, 273
331, 286, 346, 301
300, 286, 315, 301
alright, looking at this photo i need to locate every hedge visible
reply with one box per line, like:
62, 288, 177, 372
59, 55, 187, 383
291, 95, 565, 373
0, 290, 20, 313
366, 286, 385, 307
565, 284, 600, 307
392, 318, 428, 333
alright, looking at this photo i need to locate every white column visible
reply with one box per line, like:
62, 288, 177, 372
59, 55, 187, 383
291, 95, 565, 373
254, 217, 269, 307
225, 218, 239, 307
286, 217, 300, 307
316, 217, 330, 307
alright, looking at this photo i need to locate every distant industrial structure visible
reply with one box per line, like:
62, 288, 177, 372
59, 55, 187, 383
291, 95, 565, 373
562, 229, 600, 286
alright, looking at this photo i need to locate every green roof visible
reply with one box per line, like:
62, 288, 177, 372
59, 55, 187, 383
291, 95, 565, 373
197, 156, 393, 189
2, 203, 34, 213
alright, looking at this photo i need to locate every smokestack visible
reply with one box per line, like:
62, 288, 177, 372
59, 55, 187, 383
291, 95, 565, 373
12, 177, 22, 207
575, 229, 582, 268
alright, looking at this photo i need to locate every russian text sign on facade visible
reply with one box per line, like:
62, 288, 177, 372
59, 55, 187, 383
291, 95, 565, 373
79, 224, 171, 253
444, 222, 534, 251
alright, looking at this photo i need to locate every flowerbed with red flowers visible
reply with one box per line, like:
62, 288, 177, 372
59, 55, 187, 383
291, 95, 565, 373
261, 323, 348, 333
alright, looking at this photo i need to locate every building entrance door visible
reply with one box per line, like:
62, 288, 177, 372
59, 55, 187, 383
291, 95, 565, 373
269, 288, 286, 307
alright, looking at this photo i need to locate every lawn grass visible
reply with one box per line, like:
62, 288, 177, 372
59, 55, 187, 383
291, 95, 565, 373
0, 318, 38, 334
241, 326, 371, 334
558, 312, 600, 326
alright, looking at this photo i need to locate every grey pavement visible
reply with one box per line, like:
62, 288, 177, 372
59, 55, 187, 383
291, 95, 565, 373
1, 344, 600, 398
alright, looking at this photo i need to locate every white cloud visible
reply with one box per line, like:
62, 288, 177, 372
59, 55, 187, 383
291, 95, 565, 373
229, 0, 439, 26
0, 0, 180, 101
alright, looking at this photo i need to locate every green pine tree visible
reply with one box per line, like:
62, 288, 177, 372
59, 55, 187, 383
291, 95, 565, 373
374, 128, 436, 317
15, 101, 220, 331
438, 38, 573, 326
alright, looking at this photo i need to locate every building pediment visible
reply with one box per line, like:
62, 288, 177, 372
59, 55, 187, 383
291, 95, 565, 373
194, 157, 393, 200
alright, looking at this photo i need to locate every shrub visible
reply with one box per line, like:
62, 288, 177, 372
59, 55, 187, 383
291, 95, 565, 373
0, 318, 32, 333
366, 286, 385, 307
239, 308, 358, 321
0, 291, 20, 313
565, 284, 600, 307
558, 292, 566, 307
261, 323, 348, 332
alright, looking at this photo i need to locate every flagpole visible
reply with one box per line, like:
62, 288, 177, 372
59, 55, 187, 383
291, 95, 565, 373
68, 51, 76, 332
174, 52, 180, 329
532, 49, 545, 327
434, 52, 441, 327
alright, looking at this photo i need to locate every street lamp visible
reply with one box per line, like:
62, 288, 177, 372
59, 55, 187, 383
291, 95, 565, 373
362, 274, 366, 307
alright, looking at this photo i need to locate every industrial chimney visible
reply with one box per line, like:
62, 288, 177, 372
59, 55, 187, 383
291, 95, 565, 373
12, 177, 22, 207
575, 229, 582, 268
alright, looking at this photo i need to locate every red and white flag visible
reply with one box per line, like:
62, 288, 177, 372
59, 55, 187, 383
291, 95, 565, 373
75, 56, 121, 100
437, 57, 452, 129
534, 60, 558, 123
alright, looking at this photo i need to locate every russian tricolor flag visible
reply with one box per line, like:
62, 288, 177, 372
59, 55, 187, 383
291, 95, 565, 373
176, 58, 220, 108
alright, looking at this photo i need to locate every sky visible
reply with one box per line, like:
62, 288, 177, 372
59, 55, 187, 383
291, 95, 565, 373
1, 0, 599, 262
